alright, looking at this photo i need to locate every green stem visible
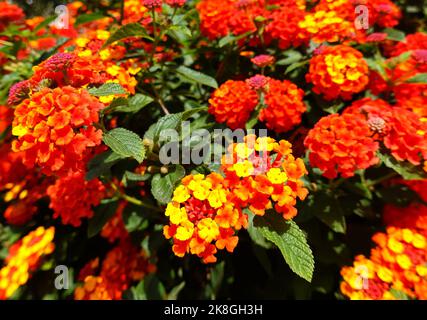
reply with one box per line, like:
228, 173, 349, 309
366, 172, 399, 188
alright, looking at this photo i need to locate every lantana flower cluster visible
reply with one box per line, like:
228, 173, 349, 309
209, 76, 306, 132
164, 135, 308, 263
0, 227, 55, 300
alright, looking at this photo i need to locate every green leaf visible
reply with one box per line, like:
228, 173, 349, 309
151, 165, 186, 204
254, 213, 315, 282
308, 193, 347, 234
218, 31, 253, 47
167, 26, 192, 44
143, 274, 166, 300
86, 150, 122, 180
34, 16, 57, 32
103, 23, 154, 48
276, 50, 303, 66
285, 60, 308, 74
176, 66, 218, 88
167, 282, 185, 300
88, 200, 119, 238
75, 12, 106, 26
378, 152, 427, 180
118, 94, 153, 113
383, 28, 406, 41
245, 209, 273, 249
406, 73, 427, 84
88, 83, 127, 96
389, 288, 409, 300
153, 107, 207, 144
103, 128, 146, 163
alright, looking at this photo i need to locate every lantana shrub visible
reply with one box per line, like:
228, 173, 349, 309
0, 0, 426, 300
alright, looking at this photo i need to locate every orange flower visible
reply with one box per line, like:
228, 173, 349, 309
0, 1, 25, 31
12, 86, 104, 175
306, 45, 369, 100
259, 79, 306, 133
304, 113, 379, 179
47, 171, 105, 227
0, 227, 55, 300
208, 80, 258, 129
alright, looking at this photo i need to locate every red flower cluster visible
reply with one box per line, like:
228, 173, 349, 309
306, 45, 369, 100
47, 171, 105, 227
0, 1, 25, 31
304, 113, 379, 179
74, 239, 156, 300
209, 77, 306, 132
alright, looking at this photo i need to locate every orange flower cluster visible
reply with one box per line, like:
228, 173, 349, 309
197, 0, 307, 49
304, 113, 379, 179
208, 80, 258, 129
341, 227, 427, 300
0, 227, 55, 300
74, 239, 155, 300
345, 98, 427, 170
164, 135, 308, 263
209, 77, 306, 132
47, 171, 105, 227
306, 45, 369, 100
258, 78, 306, 133
11, 86, 104, 175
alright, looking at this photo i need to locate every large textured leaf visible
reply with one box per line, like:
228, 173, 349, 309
176, 66, 218, 88
103, 128, 146, 163
378, 152, 427, 180
103, 23, 153, 47
112, 94, 154, 113
86, 150, 122, 181
88, 83, 127, 96
254, 213, 315, 282
151, 165, 186, 204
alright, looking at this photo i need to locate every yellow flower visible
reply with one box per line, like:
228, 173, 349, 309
207, 188, 227, 209
266, 168, 288, 184
232, 160, 254, 177
172, 185, 190, 203
396, 254, 412, 270
412, 234, 426, 249
197, 218, 220, 243
175, 220, 194, 241
388, 237, 404, 254
165, 202, 187, 225
377, 267, 393, 283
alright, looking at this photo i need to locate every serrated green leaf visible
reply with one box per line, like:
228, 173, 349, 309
406, 73, 427, 84
151, 165, 186, 204
103, 23, 153, 48
176, 66, 218, 88
88, 83, 127, 96
116, 94, 153, 113
378, 152, 427, 180
88, 200, 119, 238
103, 128, 146, 163
86, 150, 122, 180
254, 213, 314, 282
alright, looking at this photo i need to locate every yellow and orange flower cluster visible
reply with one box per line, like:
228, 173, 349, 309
0, 227, 55, 300
74, 239, 155, 300
164, 135, 308, 263
341, 227, 427, 300
306, 45, 369, 100
209, 77, 306, 132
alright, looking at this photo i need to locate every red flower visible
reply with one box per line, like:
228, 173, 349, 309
47, 171, 105, 227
